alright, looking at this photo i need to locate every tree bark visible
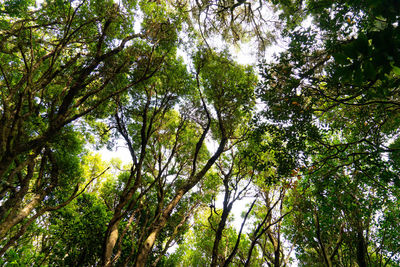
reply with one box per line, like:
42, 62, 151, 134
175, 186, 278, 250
356, 228, 367, 267
210, 203, 232, 267
135, 189, 185, 267
103, 224, 119, 267
211, 174, 234, 267
0, 194, 41, 240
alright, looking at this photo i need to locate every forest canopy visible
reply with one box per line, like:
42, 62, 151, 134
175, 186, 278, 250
0, 0, 399, 266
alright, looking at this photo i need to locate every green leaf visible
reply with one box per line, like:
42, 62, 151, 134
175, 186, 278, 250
333, 53, 349, 65
356, 33, 369, 55
393, 65, 400, 75
342, 43, 358, 59
363, 60, 376, 80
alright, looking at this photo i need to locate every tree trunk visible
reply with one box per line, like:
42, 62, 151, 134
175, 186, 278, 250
135, 191, 185, 267
268, 231, 280, 267
0, 194, 41, 239
135, 137, 227, 266
211, 206, 231, 267
135, 230, 159, 267
356, 229, 367, 267
102, 169, 142, 267
103, 223, 119, 267
0, 159, 35, 224
211, 181, 233, 267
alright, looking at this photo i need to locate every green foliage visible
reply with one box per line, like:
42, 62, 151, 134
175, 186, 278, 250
258, 0, 400, 265
45, 193, 111, 266
1, 0, 399, 266
195, 49, 257, 128
170, 207, 253, 266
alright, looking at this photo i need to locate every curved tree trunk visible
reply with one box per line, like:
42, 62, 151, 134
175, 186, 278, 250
103, 223, 119, 267
135, 191, 184, 267
135, 137, 227, 266
0, 194, 41, 240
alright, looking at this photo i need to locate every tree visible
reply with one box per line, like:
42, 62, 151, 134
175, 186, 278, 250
0, 0, 180, 254
209, 149, 254, 267
100, 53, 195, 266
188, 0, 280, 51
98, 48, 257, 266
283, 151, 400, 266
171, 205, 257, 267
0, 153, 111, 265
258, 0, 400, 265
2, 0, 399, 265
259, 0, 400, 171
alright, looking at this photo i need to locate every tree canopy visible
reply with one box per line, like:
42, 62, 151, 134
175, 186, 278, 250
0, 0, 399, 266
